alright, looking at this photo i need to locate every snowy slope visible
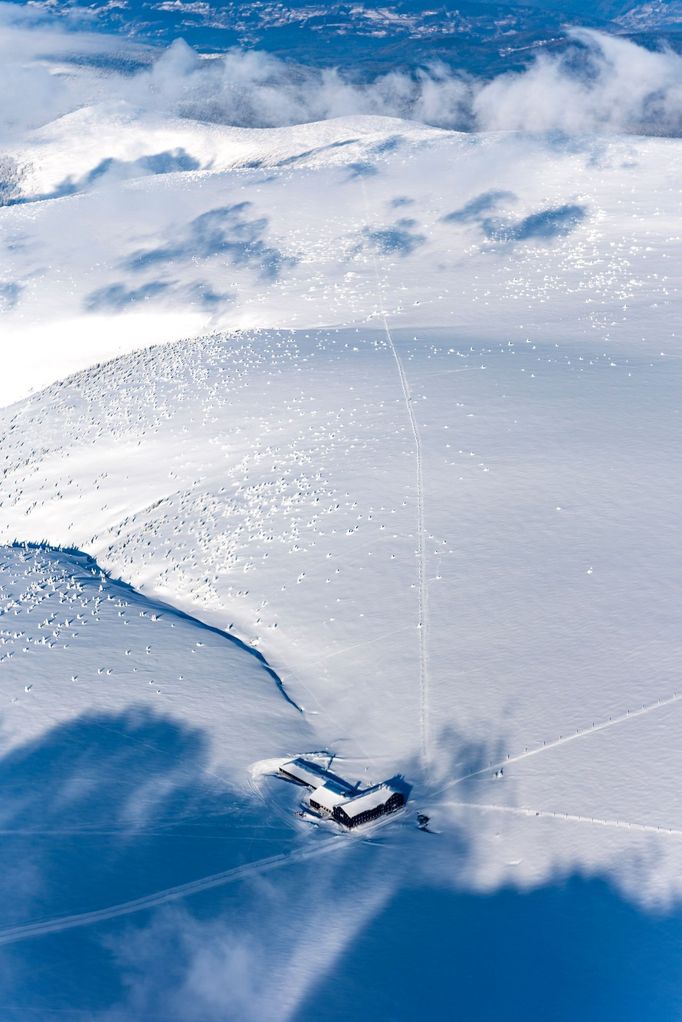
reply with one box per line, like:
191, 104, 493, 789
2, 117, 679, 406
0, 544, 389, 1021
14, 104, 447, 199
0, 544, 310, 778
3, 323, 682, 907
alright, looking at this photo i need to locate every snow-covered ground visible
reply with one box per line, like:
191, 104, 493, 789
2, 109, 678, 405
4, 320, 682, 909
3, 69, 682, 1020
0, 544, 309, 772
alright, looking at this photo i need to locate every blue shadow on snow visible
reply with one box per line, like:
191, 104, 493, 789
483, 203, 588, 243
442, 189, 517, 224
122, 203, 296, 281
364, 217, 426, 256
0, 707, 296, 1015
5, 149, 201, 206
298, 874, 682, 1022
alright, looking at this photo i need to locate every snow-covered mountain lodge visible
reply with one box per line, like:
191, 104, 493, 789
279, 758, 406, 829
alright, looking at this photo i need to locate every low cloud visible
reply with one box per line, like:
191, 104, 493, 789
1, 5, 682, 144
145, 29, 682, 137
473, 28, 682, 136
0, 3, 152, 139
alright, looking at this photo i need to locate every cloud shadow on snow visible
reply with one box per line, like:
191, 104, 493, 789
274, 137, 359, 168
482, 203, 588, 243
389, 195, 415, 208
82, 202, 293, 313
85, 280, 172, 312
1, 552, 679, 1020
61, 149, 201, 196
84, 279, 235, 313
442, 190, 517, 224
442, 192, 588, 246
364, 217, 426, 256
0, 707, 298, 1011
6, 150, 202, 207
0, 281, 22, 311
433, 721, 506, 795
295, 867, 682, 1022
122, 203, 296, 281
0, 693, 679, 1021
370, 136, 404, 155
347, 161, 379, 180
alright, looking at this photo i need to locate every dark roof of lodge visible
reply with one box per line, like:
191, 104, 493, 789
335, 783, 403, 819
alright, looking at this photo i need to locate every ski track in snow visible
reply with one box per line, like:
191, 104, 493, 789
443, 801, 682, 839
433, 690, 682, 797
0, 838, 347, 947
360, 179, 431, 770
375, 309, 430, 770
306, 626, 408, 665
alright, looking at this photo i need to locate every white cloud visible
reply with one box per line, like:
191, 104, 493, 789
474, 28, 682, 135
0, 2, 152, 139
139, 30, 682, 136
2, 8, 682, 143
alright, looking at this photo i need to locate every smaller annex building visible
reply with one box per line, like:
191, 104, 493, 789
279, 757, 354, 794
279, 758, 406, 829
